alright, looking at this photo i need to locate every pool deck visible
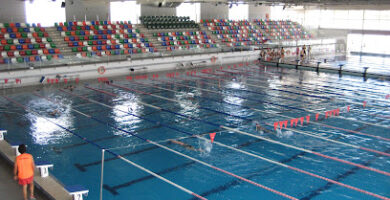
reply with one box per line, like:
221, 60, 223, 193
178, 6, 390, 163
0, 140, 72, 200
262, 60, 390, 80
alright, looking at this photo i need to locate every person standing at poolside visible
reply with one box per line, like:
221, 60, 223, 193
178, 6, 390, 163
280, 47, 285, 62
260, 49, 266, 60
14, 144, 36, 200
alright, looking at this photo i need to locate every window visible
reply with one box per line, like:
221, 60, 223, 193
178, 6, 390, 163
348, 33, 390, 55
25, 0, 65, 27
270, 6, 283, 20
110, 1, 140, 24
229, 4, 248, 21
176, 3, 200, 22
304, 9, 321, 28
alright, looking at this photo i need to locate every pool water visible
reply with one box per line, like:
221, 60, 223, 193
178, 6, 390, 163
1, 62, 389, 200
319, 54, 390, 76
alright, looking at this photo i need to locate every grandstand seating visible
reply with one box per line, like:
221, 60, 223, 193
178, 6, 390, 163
153, 30, 218, 51
55, 21, 156, 57
254, 19, 312, 40
201, 19, 266, 47
0, 22, 62, 64
0, 18, 313, 64
140, 16, 199, 30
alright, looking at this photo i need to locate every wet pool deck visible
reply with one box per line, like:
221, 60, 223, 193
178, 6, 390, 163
0, 140, 72, 200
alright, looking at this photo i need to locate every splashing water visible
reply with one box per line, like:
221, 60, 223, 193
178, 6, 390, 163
276, 129, 294, 138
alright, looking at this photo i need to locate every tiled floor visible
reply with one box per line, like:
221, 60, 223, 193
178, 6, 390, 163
0, 156, 48, 200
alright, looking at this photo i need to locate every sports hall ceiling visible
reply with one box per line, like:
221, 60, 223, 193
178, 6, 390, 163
21, 0, 390, 7
136, 0, 390, 6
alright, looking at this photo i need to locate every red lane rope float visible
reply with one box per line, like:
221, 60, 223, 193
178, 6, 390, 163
84, 85, 116, 97
109, 83, 151, 95
230, 67, 260, 74
215, 69, 247, 75
210, 56, 217, 63
191, 75, 390, 141
55, 91, 298, 200
320, 123, 390, 142
77, 85, 390, 200
265, 122, 390, 157
200, 69, 389, 128
105, 81, 390, 177
4, 95, 207, 200
190, 74, 232, 82
190, 74, 220, 81
289, 166, 390, 200
97, 66, 106, 75
175, 76, 320, 107
203, 71, 237, 78
133, 80, 390, 157
208, 165, 298, 200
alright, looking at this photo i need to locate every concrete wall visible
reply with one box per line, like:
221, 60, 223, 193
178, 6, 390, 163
201, 3, 228, 19
65, 0, 110, 21
248, 5, 270, 20
0, 51, 259, 89
0, 0, 26, 23
141, 5, 176, 16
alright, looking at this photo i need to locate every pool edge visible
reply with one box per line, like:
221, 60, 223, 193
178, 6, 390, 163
0, 140, 72, 200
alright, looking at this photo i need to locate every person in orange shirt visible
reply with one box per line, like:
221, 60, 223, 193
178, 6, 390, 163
14, 144, 36, 200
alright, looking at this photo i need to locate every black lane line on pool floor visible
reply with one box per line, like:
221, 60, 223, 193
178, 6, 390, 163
83, 82, 386, 196
188, 151, 308, 200
52, 109, 162, 154
128, 82, 291, 123
54, 124, 160, 154
103, 161, 197, 195
103, 137, 269, 195
73, 111, 222, 172
299, 119, 387, 200
51, 97, 182, 154
73, 127, 218, 172
300, 148, 390, 200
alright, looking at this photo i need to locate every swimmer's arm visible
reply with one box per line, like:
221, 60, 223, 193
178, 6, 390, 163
197, 148, 205, 153
170, 140, 183, 145
169, 139, 176, 144
186, 146, 204, 153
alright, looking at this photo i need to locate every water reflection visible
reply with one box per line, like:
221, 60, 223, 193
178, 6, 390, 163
174, 89, 201, 117
27, 96, 73, 145
111, 92, 142, 132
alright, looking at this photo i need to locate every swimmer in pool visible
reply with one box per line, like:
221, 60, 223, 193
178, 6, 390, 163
255, 122, 275, 134
65, 85, 76, 91
69, 85, 75, 92
49, 109, 59, 117
187, 93, 195, 101
255, 123, 263, 131
169, 139, 204, 152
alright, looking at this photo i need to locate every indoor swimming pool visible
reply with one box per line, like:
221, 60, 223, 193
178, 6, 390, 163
0, 62, 389, 200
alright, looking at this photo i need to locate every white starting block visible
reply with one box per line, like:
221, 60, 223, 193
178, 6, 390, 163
65, 185, 89, 200
11, 143, 27, 156
0, 130, 6, 141
35, 161, 53, 178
